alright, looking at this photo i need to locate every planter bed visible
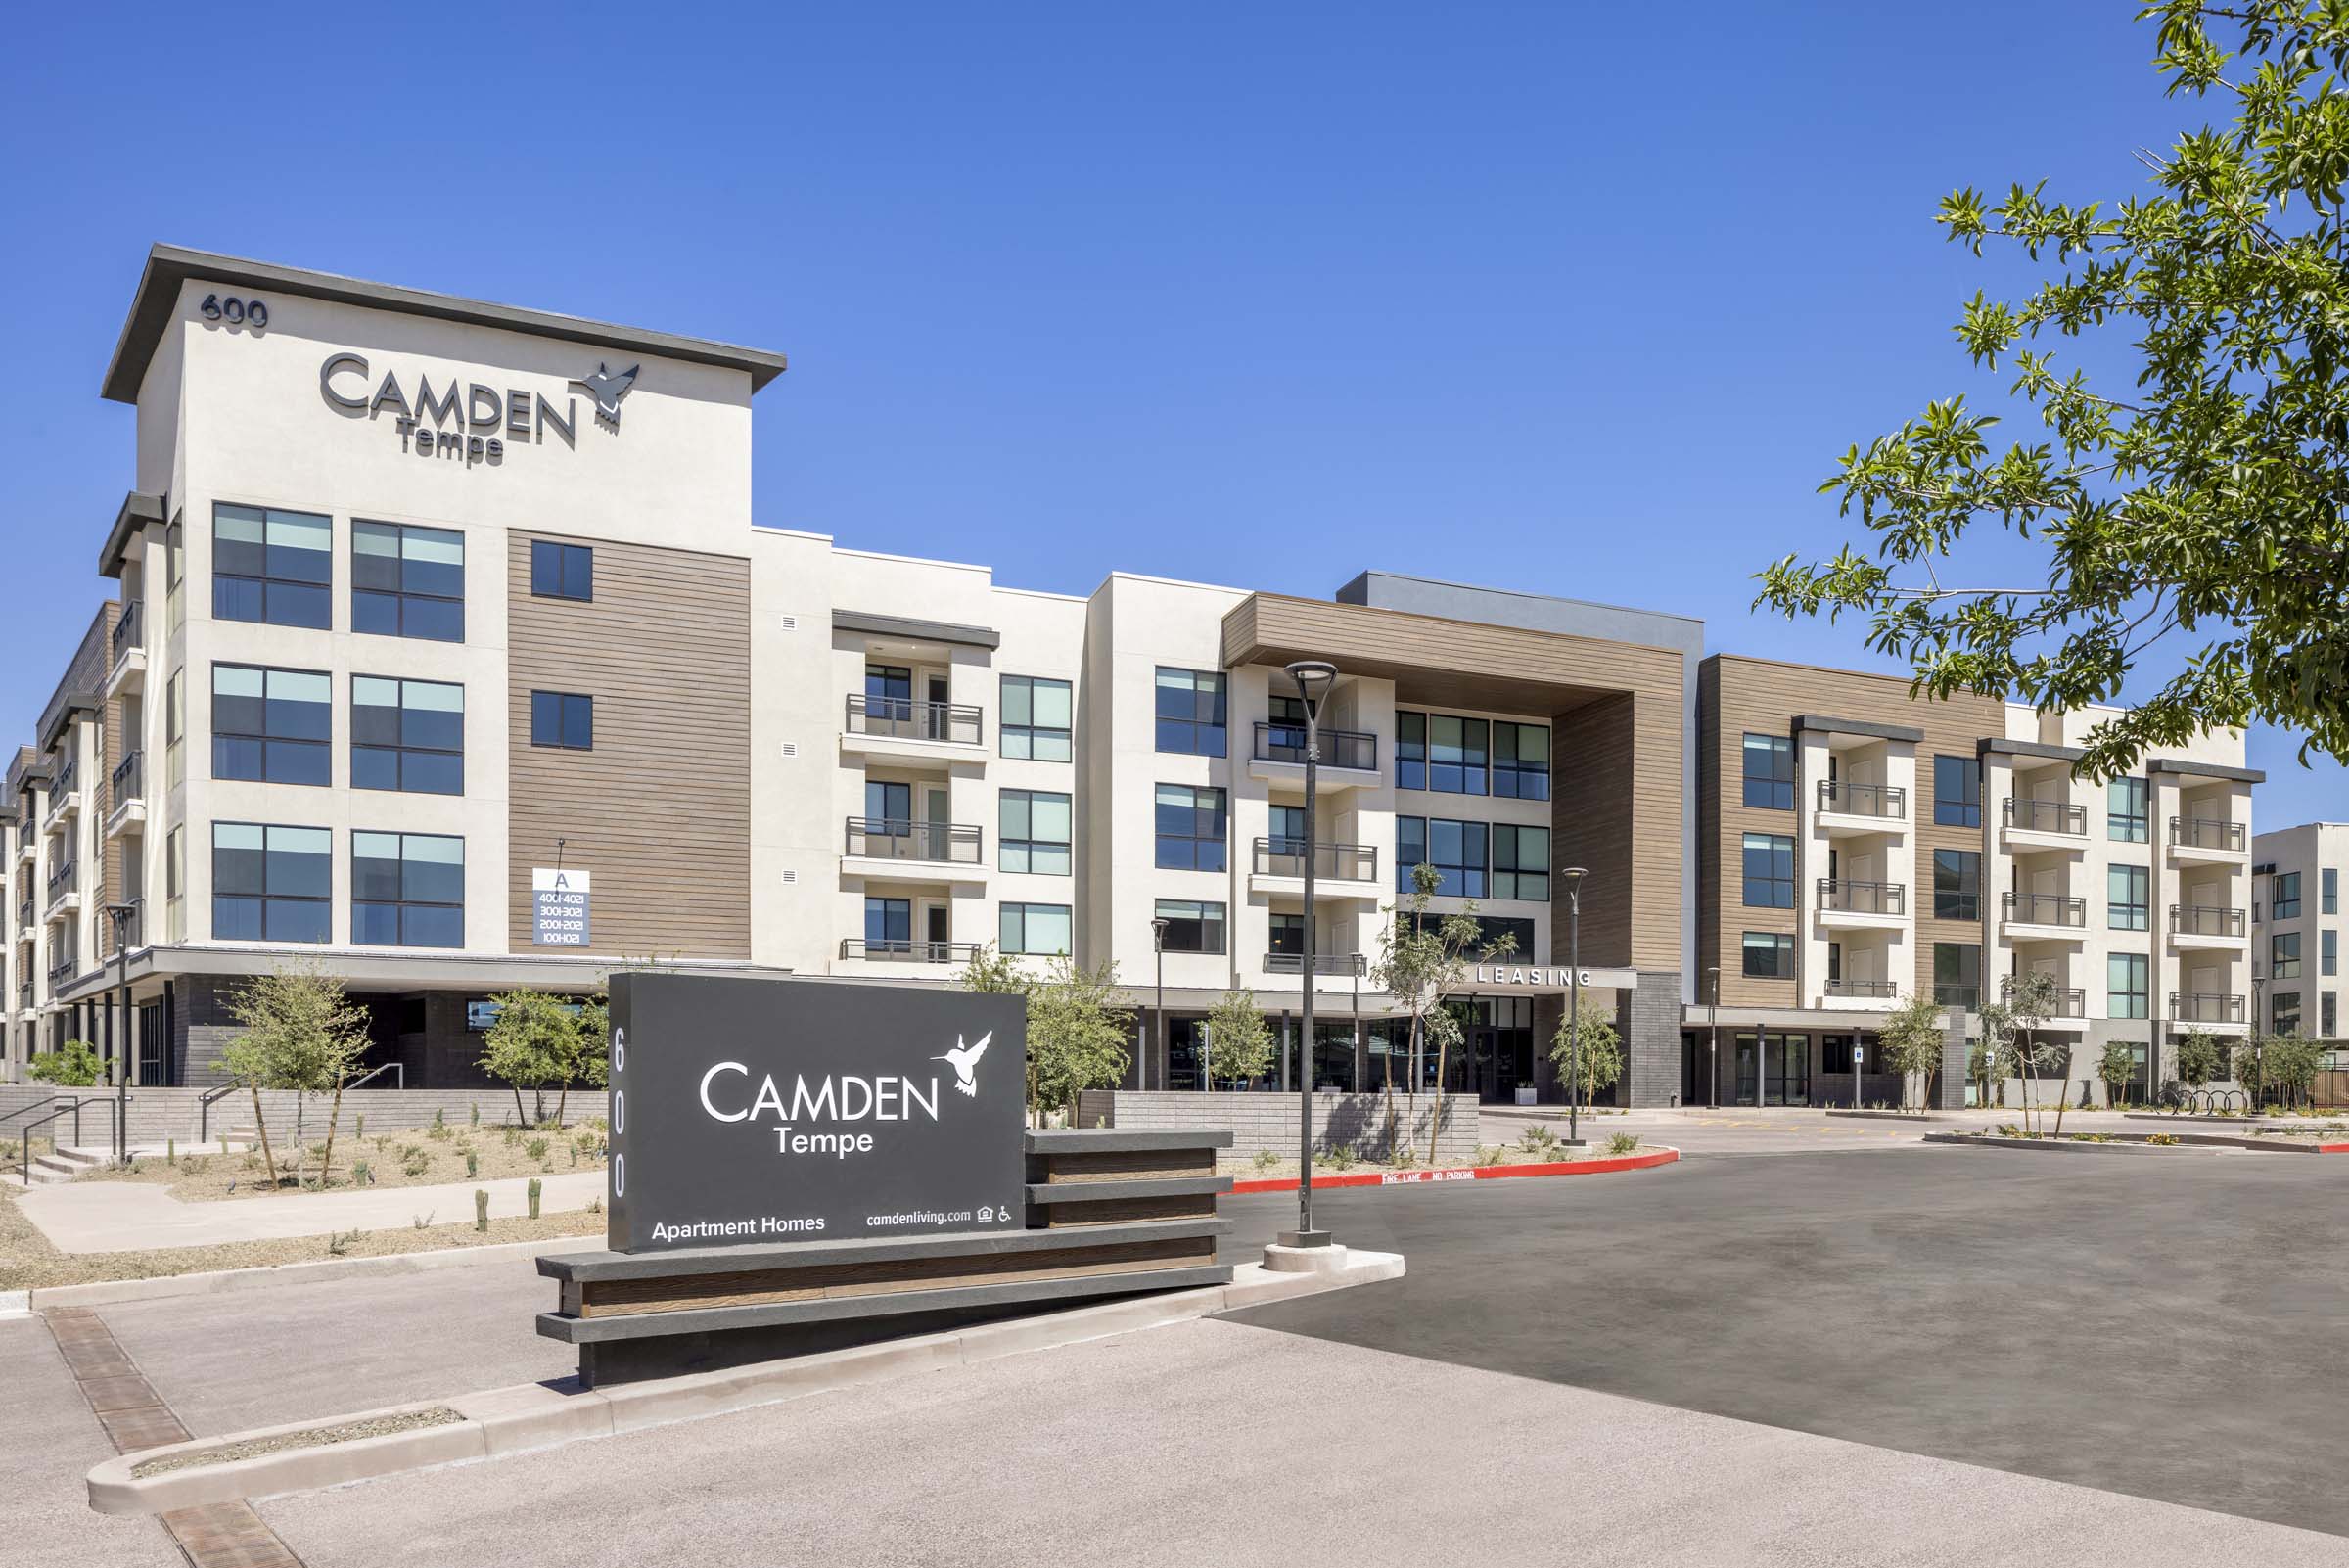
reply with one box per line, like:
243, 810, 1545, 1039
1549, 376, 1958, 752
1229, 1147, 1677, 1194
1927, 1131, 2215, 1155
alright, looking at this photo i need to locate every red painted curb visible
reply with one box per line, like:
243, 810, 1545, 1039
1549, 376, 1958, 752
1227, 1146, 1679, 1195
2316, 1143, 2349, 1154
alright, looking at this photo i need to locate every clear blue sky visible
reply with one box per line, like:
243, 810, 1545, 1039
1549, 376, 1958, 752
5, 3, 2341, 824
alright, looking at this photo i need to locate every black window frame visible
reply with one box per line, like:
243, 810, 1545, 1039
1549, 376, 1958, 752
2107, 776, 2148, 842
1741, 832, 1795, 909
351, 519, 465, 643
999, 788, 1073, 876
1492, 722, 1550, 801
530, 691, 594, 752
1397, 712, 1427, 791
1000, 674, 1073, 762
350, 830, 465, 949
2107, 863, 2149, 932
1741, 733, 1795, 810
1933, 754, 1981, 828
209, 662, 333, 787
999, 901, 1074, 956
1417, 816, 1489, 899
1491, 823, 1550, 901
1932, 849, 1981, 921
2108, 952, 2149, 1019
1742, 930, 1796, 978
1933, 942, 1982, 1008
1153, 783, 1227, 872
212, 503, 332, 630
1424, 714, 1490, 796
211, 821, 332, 944
1154, 898, 1226, 955
2272, 929, 2302, 980
351, 675, 465, 796
2274, 871, 2303, 919
1153, 668, 1227, 757
530, 539, 594, 602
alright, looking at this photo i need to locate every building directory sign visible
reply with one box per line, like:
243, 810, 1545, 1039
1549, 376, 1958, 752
604, 972, 1027, 1255
532, 867, 591, 946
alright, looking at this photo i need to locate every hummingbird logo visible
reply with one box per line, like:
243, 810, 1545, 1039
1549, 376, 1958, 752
571, 362, 640, 426
932, 1032, 991, 1098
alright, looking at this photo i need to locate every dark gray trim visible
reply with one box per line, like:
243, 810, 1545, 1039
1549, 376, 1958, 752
1792, 714, 1924, 744
537, 1216, 1226, 1282
97, 491, 165, 579
1025, 1128, 1234, 1154
1979, 737, 2086, 762
1023, 1176, 1233, 1206
38, 691, 97, 753
832, 609, 1001, 650
102, 244, 790, 404
2148, 758, 2265, 784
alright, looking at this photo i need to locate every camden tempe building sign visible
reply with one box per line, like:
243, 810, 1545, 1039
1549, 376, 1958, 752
605, 972, 1027, 1255
318, 350, 638, 467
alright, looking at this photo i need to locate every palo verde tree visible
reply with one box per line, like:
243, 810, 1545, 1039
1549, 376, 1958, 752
1203, 988, 1275, 1089
2175, 1026, 2224, 1093
479, 991, 601, 1129
216, 961, 372, 1189
1877, 991, 1947, 1112
1759, 3, 2349, 784
1022, 952, 1133, 1127
2097, 1039, 2139, 1109
1371, 861, 1516, 1163
1546, 990, 1624, 1116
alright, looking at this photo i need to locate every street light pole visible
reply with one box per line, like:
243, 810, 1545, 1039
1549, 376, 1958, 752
1563, 867, 1587, 1145
106, 902, 135, 1165
1150, 915, 1169, 1092
1282, 660, 1337, 1251
1707, 965, 1721, 1110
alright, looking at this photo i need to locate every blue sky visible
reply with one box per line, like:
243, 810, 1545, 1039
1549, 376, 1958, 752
5, 3, 2341, 823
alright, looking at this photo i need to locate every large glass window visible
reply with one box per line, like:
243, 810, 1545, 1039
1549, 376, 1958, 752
1491, 824, 1550, 901
1471, 915, 1535, 957
530, 691, 593, 751
165, 669, 186, 790
1427, 818, 1489, 899
211, 822, 330, 943
1742, 733, 1794, 809
863, 897, 909, 951
211, 665, 331, 786
1000, 676, 1072, 761
2107, 952, 2149, 1019
1153, 784, 1226, 871
352, 677, 463, 795
2107, 864, 2149, 931
2326, 867, 2339, 915
530, 539, 593, 601
1425, 715, 1490, 796
1153, 669, 1226, 756
2272, 930, 2302, 980
1932, 850, 1980, 920
1397, 712, 1426, 791
1492, 722, 1550, 801
2326, 992, 2338, 1037
2107, 777, 2148, 842
351, 831, 464, 948
1741, 832, 1795, 908
1933, 754, 1980, 828
1742, 931, 1795, 978
1934, 943, 1981, 1008
352, 521, 464, 641
1000, 901, 1072, 956
2274, 991, 2303, 1035
2274, 871, 2303, 919
2326, 928, 2338, 978
213, 504, 331, 628
1155, 899, 1225, 955
999, 789, 1072, 875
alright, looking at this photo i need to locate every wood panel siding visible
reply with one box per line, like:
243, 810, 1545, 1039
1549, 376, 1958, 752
1698, 654, 2004, 1008
507, 531, 752, 957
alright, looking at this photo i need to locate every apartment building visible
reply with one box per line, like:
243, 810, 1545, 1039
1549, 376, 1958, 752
1693, 655, 2259, 1107
2250, 822, 2348, 1040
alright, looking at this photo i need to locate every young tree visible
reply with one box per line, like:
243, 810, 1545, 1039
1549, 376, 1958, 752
2265, 1032, 2322, 1111
1371, 862, 1513, 1163
1023, 953, 1133, 1127
478, 991, 592, 1129
1203, 988, 1274, 1088
26, 1039, 104, 1087
960, 944, 1031, 1000
2096, 1040, 2137, 1110
218, 962, 372, 1188
1877, 992, 1946, 1112
1757, 3, 2349, 780
2175, 1029, 2223, 1094
1546, 991, 1623, 1117
2232, 1035, 2268, 1107
2003, 971, 2065, 1135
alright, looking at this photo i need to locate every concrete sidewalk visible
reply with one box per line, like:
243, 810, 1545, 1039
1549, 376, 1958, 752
20, 1170, 604, 1254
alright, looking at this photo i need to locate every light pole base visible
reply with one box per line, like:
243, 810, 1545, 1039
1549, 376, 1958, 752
1264, 1237, 1347, 1273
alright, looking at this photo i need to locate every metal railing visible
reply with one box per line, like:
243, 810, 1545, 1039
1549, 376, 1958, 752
109, 751, 141, 816
1933, 984, 1981, 1009
1824, 978, 1899, 998
2169, 903, 2245, 938
844, 693, 983, 746
1818, 878, 1905, 915
2171, 992, 2244, 1024
111, 601, 141, 662
2003, 890, 2086, 928
2003, 796, 2086, 835
2170, 815, 2244, 853
1818, 779, 1906, 818
838, 938, 982, 964
198, 1083, 241, 1144
1264, 951, 1366, 976
47, 946, 79, 987
1253, 721, 1378, 772
345, 1062, 406, 1090
2000, 978, 2088, 1017
12, 1096, 115, 1185
843, 817, 983, 864
15, 899, 30, 930
16, 984, 29, 1012
44, 857, 76, 902
45, 760, 77, 821
1253, 837, 1379, 882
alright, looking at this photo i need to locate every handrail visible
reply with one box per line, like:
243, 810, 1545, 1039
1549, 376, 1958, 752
843, 816, 984, 864
1253, 836, 1379, 883
1817, 877, 1905, 915
2168, 902, 2245, 938
198, 1083, 240, 1143
839, 938, 983, 963
0, 1093, 77, 1130
1252, 720, 1378, 772
2003, 796, 2086, 835
1817, 779, 1906, 818
345, 1062, 406, 1091
2003, 890, 2087, 928
2169, 814, 2244, 852
15, 1096, 115, 1186
844, 693, 983, 746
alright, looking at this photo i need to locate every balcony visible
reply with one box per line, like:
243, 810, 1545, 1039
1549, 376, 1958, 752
47, 947, 79, 989
2000, 977, 2089, 1025
1816, 779, 1907, 833
14, 829, 32, 867
105, 751, 145, 837
1264, 951, 1367, 978
841, 816, 987, 884
15, 899, 30, 930
105, 602, 145, 697
2002, 796, 2086, 848
841, 694, 985, 762
2168, 815, 2247, 863
1823, 978, 1900, 1008
1248, 721, 1380, 791
2003, 890, 2087, 937
43, 859, 78, 920
45, 760, 80, 825
2169, 902, 2245, 948
1249, 837, 1382, 899
1817, 878, 1906, 929
838, 938, 981, 965
2172, 992, 2246, 1026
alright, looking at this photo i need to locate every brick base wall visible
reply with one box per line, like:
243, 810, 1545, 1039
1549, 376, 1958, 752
0, 1084, 610, 1148
1075, 1088, 1482, 1165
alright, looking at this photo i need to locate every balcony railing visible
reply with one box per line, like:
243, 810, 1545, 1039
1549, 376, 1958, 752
108, 751, 142, 817
111, 601, 142, 662
2171, 992, 2245, 1024
1253, 837, 1379, 883
1824, 978, 1899, 998
45, 760, 77, 822
15, 899, 29, 930
1817, 779, 1906, 819
2003, 890, 2086, 928
1933, 984, 1981, 1010
839, 938, 982, 964
2003, 796, 2086, 836
1264, 951, 1367, 977
1818, 878, 1905, 915
15, 983, 27, 1012
1252, 721, 1378, 772
843, 817, 983, 864
2001, 978, 2088, 1017
844, 694, 983, 747
47, 949, 78, 987
2169, 903, 2245, 939
2170, 815, 2244, 853
44, 858, 76, 900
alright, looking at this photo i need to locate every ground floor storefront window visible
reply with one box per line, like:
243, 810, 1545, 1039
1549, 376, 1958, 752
1735, 1030, 1810, 1105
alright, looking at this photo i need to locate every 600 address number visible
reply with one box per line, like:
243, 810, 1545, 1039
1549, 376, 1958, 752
200, 294, 268, 328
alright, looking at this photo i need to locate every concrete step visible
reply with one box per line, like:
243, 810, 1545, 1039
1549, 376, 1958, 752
51, 1146, 107, 1167
18, 1154, 79, 1185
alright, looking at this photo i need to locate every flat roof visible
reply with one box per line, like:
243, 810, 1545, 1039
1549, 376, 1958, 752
102, 244, 790, 404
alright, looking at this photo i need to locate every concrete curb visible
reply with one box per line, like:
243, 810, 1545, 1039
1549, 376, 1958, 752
26, 1235, 595, 1312
85, 1249, 1405, 1514
1227, 1147, 1678, 1195
0, 1288, 29, 1320
1823, 1109, 1959, 1123
1922, 1132, 2215, 1155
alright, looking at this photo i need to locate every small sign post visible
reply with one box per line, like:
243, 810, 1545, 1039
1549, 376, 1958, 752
1853, 1040, 1865, 1110
532, 867, 591, 946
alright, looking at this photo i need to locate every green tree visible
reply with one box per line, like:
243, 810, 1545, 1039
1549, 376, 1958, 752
1757, 3, 2349, 780
1023, 952, 1133, 1126
1980, 971, 2064, 1134
1877, 992, 1946, 1112
960, 944, 1031, 999
1203, 988, 1274, 1088
2175, 1028, 2223, 1090
2265, 1031, 2323, 1110
217, 962, 372, 1189
1371, 862, 1513, 1162
2232, 1034, 2268, 1105
479, 991, 594, 1129
26, 1039, 104, 1087
2097, 1040, 2138, 1109
1546, 991, 1623, 1115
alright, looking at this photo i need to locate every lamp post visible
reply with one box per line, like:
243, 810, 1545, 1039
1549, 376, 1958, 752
105, 901, 135, 1166
1707, 965, 1721, 1110
1150, 915, 1169, 1092
1562, 867, 1588, 1145
1282, 660, 1337, 1251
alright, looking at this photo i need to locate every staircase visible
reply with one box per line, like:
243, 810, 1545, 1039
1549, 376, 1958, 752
18, 1144, 105, 1186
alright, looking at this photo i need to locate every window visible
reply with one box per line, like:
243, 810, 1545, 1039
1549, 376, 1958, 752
999, 790, 1072, 875
1397, 816, 1488, 898
352, 521, 463, 641
2274, 992, 2303, 1036
1741, 832, 1795, 908
164, 669, 186, 790
2107, 952, 2149, 1019
1153, 784, 1226, 871
1492, 723, 1550, 801
999, 901, 1072, 956
1492, 824, 1550, 901
1932, 850, 1980, 921
351, 831, 464, 948
863, 897, 909, 952
213, 504, 331, 628
2326, 928, 2338, 978
1153, 668, 1226, 756
2107, 864, 2149, 931
1741, 734, 1794, 809
2274, 871, 2303, 919
2326, 992, 2339, 1038
211, 665, 331, 786
1470, 914, 1536, 957
2272, 930, 2302, 980
1425, 715, 1490, 796
1933, 754, 1980, 828
1934, 943, 1981, 1008
165, 825, 185, 943
1269, 912, 1305, 955
166, 515, 185, 633
1154, 899, 1225, 955
2326, 867, 2339, 915
1397, 712, 1426, 791
2107, 777, 2148, 842
211, 822, 330, 943
1000, 676, 1072, 761
351, 677, 463, 795
530, 539, 593, 601
1742, 931, 1795, 978
530, 691, 594, 751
